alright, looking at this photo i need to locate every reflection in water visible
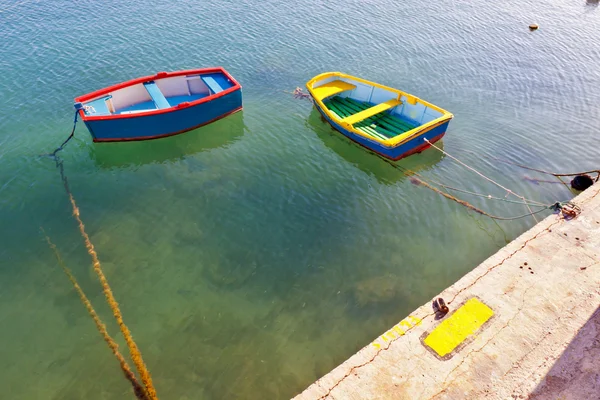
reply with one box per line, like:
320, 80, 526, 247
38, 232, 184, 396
306, 108, 444, 185
91, 111, 246, 168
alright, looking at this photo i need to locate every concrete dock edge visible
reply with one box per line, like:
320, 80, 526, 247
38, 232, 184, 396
293, 184, 600, 400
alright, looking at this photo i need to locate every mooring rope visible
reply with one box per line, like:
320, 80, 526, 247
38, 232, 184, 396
407, 175, 553, 220
50, 110, 78, 158
424, 139, 526, 198
491, 156, 600, 182
46, 113, 158, 400
67, 192, 158, 400
420, 173, 553, 208
41, 230, 149, 400
404, 161, 579, 220
383, 160, 555, 220
285, 87, 311, 100
424, 139, 544, 222
323, 133, 578, 220
427, 182, 548, 207
298, 93, 584, 220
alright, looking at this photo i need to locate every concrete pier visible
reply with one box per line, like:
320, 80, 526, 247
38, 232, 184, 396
294, 184, 600, 399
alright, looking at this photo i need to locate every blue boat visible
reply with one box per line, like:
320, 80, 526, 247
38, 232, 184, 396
75, 67, 242, 142
306, 72, 453, 160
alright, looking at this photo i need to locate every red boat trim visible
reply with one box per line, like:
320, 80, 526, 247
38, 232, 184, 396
392, 131, 446, 160
91, 106, 243, 142
75, 67, 242, 121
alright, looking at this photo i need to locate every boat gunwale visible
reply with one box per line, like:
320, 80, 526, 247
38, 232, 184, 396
306, 72, 453, 148
74, 67, 242, 121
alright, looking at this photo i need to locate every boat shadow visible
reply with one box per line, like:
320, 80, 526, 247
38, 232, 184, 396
306, 108, 444, 185
91, 111, 246, 168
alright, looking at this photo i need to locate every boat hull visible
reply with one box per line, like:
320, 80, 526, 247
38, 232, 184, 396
75, 67, 242, 142
83, 89, 242, 142
314, 103, 448, 161
306, 72, 452, 161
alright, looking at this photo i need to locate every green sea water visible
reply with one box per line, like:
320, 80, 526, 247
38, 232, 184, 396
1, 0, 599, 398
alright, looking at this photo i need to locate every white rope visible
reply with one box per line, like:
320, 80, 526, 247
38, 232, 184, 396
424, 138, 541, 223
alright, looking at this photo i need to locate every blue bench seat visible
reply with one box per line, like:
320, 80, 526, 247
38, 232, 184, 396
201, 76, 224, 94
144, 82, 171, 109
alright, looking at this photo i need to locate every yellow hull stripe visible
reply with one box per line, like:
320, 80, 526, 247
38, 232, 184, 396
423, 298, 494, 358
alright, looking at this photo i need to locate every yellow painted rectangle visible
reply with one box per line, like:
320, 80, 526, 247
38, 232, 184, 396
341, 99, 402, 125
312, 80, 357, 101
423, 298, 494, 357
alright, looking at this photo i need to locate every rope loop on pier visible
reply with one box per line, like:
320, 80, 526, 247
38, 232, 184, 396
549, 201, 581, 220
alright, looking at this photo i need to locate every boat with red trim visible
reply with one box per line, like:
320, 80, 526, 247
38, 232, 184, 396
74, 67, 242, 142
306, 72, 452, 161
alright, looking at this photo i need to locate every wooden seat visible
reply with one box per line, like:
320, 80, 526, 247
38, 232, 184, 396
312, 80, 357, 101
341, 99, 402, 125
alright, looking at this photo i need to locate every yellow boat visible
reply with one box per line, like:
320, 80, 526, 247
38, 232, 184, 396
306, 72, 453, 160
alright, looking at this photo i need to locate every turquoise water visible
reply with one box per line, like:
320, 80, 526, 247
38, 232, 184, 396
1, 0, 599, 398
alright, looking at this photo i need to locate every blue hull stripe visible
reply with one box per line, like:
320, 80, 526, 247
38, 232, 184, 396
84, 89, 242, 141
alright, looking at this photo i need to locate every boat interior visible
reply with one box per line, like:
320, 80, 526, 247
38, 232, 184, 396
311, 77, 444, 141
82, 72, 235, 116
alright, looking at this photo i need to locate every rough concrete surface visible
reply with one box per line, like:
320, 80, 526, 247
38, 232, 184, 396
293, 184, 600, 400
